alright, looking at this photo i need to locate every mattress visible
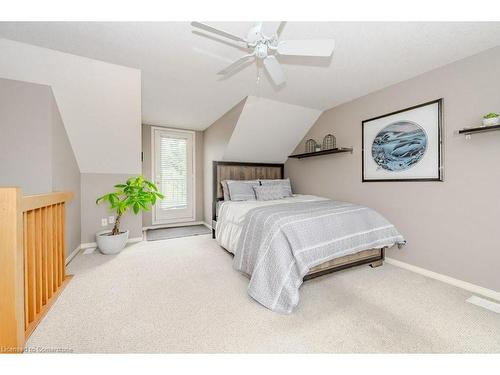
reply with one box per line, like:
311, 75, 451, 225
215, 194, 326, 253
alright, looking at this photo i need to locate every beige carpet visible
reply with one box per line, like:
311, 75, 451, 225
26, 235, 500, 353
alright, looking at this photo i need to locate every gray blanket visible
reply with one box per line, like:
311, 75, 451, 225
233, 200, 405, 313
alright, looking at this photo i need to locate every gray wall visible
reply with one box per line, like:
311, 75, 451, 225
202, 99, 247, 224
0, 78, 81, 256
141, 124, 204, 227
286, 46, 500, 292
0, 78, 52, 194
51, 91, 81, 256
80, 173, 143, 243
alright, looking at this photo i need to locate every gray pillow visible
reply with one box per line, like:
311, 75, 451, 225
221, 180, 231, 201
259, 178, 292, 197
253, 185, 284, 201
226, 180, 260, 201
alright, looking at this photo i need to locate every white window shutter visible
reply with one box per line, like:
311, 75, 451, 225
159, 136, 188, 209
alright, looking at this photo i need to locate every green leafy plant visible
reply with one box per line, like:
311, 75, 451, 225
96, 176, 164, 235
483, 112, 499, 119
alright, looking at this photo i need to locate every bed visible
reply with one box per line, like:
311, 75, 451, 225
212, 161, 405, 313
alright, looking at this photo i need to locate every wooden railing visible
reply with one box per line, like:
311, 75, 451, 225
0, 188, 73, 353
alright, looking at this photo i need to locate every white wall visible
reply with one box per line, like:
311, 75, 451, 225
0, 38, 141, 175
202, 99, 247, 224
223, 96, 321, 163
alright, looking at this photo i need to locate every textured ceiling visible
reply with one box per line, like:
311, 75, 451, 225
1, 22, 500, 130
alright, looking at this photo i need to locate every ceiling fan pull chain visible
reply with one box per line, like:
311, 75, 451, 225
255, 62, 263, 97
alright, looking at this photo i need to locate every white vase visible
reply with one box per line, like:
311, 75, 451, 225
96, 229, 129, 255
482, 117, 500, 126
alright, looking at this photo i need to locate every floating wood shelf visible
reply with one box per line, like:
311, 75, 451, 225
458, 124, 500, 135
289, 147, 353, 159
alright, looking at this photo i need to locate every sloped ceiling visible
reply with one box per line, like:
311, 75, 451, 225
0, 38, 142, 174
1, 22, 500, 130
223, 96, 321, 163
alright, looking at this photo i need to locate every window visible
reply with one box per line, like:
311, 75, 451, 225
152, 127, 195, 224
159, 136, 187, 210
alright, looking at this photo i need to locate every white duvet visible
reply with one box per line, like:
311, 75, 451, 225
215, 194, 327, 253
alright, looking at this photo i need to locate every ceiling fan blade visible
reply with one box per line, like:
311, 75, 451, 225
276, 22, 286, 38
192, 31, 251, 51
262, 22, 286, 38
263, 55, 286, 86
218, 54, 255, 75
277, 39, 335, 57
191, 22, 247, 43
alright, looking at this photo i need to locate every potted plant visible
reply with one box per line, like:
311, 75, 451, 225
95, 176, 164, 254
482, 112, 500, 126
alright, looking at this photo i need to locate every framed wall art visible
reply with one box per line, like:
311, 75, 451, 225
362, 99, 443, 182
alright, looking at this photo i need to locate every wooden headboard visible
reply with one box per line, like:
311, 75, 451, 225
212, 161, 284, 222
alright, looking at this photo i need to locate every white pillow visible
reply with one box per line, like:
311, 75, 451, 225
253, 185, 284, 201
226, 180, 260, 201
259, 178, 292, 197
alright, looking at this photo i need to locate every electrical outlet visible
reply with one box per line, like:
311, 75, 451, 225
108, 216, 115, 224
101, 218, 108, 227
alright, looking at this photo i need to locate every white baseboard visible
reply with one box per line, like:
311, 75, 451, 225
143, 221, 206, 231
385, 257, 500, 302
80, 236, 144, 250
127, 237, 144, 244
65, 245, 81, 266
466, 296, 500, 314
202, 222, 212, 230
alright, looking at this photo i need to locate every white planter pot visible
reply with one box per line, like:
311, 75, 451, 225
482, 117, 500, 126
96, 229, 129, 255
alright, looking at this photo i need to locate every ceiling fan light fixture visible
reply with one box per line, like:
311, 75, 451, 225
255, 43, 268, 59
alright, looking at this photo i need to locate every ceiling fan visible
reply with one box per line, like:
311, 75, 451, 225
191, 22, 335, 86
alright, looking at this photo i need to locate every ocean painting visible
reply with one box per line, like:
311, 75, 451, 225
371, 121, 427, 172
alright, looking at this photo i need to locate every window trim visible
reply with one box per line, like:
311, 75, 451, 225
150, 126, 196, 225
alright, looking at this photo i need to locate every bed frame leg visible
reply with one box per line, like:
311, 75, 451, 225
369, 260, 383, 268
